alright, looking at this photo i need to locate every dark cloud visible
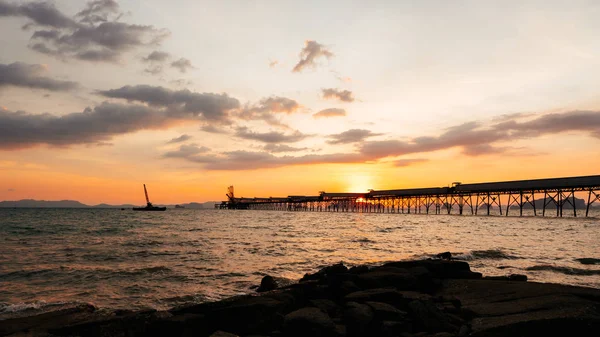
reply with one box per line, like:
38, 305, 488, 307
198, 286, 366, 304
361, 110, 600, 159
75, 0, 119, 25
97, 85, 240, 122
313, 108, 346, 118
0, 102, 196, 150
171, 58, 193, 73
166, 134, 192, 144
200, 125, 228, 134
163, 144, 210, 158
322, 88, 354, 102
292, 40, 334, 73
142, 50, 170, 74
143, 50, 170, 62
0, 1, 170, 63
393, 158, 428, 167
263, 144, 308, 153
234, 126, 308, 143
327, 129, 383, 145
235, 96, 302, 129
0, 62, 78, 91
0, 0, 77, 28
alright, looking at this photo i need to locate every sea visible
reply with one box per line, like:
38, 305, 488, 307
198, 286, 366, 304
1, 208, 599, 318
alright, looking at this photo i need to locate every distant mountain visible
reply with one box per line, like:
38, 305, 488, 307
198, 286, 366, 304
0, 199, 88, 208
0, 199, 220, 209
509, 197, 587, 210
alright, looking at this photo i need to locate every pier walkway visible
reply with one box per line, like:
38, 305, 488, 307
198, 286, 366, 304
217, 175, 600, 217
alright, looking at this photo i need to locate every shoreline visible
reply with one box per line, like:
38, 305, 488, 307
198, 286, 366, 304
2, 254, 600, 337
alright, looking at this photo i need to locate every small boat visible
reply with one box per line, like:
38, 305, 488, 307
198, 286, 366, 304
133, 184, 167, 211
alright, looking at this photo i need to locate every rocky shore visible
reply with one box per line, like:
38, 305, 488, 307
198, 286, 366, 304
2, 255, 599, 337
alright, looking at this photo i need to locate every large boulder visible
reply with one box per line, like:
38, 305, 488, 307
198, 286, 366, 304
343, 302, 374, 337
283, 307, 337, 337
344, 288, 406, 307
257, 275, 278, 293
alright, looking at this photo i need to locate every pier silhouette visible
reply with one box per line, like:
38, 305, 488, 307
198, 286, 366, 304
218, 175, 600, 217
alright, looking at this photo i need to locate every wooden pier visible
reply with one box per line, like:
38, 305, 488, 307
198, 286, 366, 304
217, 175, 600, 217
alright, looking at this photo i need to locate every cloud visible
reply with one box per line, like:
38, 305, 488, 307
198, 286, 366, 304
0, 0, 77, 28
163, 144, 210, 158
75, 0, 119, 25
142, 50, 169, 74
313, 108, 346, 119
167, 150, 366, 170
327, 129, 383, 145
393, 158, 428, 167
234, 126, 308, 143
462, 144, 512, 156
0, 1, 170, 63
322, 88, 355, 102
292, 40, 334, 73
263, 144, 308, 153
360, 110, 600, 159
235, 96, 302, 129
200, 125, 228, 134
171, 58, 193, 73
97, 85, 240, 122
0, 62, 78, 91
0, 102, 198, 150
166, 134, 192, 144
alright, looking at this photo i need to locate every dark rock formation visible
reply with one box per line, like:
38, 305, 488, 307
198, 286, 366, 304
2, 257, 599, 337
257, 275, 279, 293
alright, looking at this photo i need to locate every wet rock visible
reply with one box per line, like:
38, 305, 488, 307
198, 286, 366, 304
382, 260, 480, 280
283, 307, 337, 337
147, 313, 208, 337
436, 252, 452, 260
257, 275, 278, 293
380, 320, 413, 337
343, 302, 374, 336
301, 263, 349, 283
205, 296, 285, 335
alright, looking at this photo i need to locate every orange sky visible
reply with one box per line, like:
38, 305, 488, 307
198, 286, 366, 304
1, 1, 600, 205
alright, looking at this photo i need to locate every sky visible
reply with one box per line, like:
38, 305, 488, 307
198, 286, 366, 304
1, 0, 600, 205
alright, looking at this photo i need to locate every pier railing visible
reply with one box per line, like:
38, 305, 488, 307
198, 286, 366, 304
217, 175, 600, 217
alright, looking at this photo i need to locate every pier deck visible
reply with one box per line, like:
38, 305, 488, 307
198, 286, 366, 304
217, 175, 600, 217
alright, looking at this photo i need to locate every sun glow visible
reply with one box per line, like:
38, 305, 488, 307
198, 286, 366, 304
346, 173, 373, 193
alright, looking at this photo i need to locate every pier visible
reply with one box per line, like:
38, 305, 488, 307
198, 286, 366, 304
217, 175, 600, 217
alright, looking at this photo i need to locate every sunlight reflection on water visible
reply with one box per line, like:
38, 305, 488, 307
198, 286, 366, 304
0, 208, 599, 312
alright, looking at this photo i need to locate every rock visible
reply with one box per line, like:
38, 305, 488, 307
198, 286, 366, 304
310, 299, 341, 317
356, 268, 418, 290
365, 301, 407, 321
205, 296, 285, 335
349, 265, 370, 274
508, 274, 527, 282
458, 324, 471, 336
436, 252, 452, 260
283, 307, 337, 337
301, 263, 349, 283
345, 288, 406, 307
380, 320, 413, 337
209, 331, 239, 337
257, 275, 278, 292
147, 313, 208, 337
408, 300, 457, 333
343, 302, 374, 336
382, 260, 480, 280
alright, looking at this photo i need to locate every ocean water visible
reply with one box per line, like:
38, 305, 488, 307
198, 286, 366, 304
1, 208, 599, 317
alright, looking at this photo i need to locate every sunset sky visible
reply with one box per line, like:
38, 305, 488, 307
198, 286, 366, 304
1, 0, 600, 205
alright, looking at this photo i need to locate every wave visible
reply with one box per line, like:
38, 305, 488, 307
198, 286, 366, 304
575, 258, 600, 265
526, 265, 600, 276
0, 300, 48, 313
454, 249, 520, 261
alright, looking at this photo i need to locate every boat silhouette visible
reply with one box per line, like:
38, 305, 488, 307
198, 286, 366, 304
133, 184, 166, 211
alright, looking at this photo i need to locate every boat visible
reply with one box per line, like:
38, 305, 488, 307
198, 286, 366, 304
132, 184, 167, 211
